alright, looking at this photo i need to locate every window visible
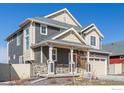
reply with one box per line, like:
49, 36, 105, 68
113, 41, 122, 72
40, 25, 47, 35
120, 56, 124, 59
26, 29, 29, 35
19, 56, 23, 64
101, 59, 105, 61
26, 37, 29, 49
25, 28, 29, 50
8, 56, 10, 61
13, 54, 16, 60
90, 36, 96, 46
86, 64, 91, 72
52, 48, 57, 61
17, 33, 21, 46
95, 59, 99, 61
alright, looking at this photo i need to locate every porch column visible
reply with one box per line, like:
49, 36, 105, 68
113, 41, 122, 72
87, 51, 90, 72
48, 45, 55, 74
87, 51, 90, 63
70, 48, 74, 74
40, 46, 43, 64
49, 45, 53, 62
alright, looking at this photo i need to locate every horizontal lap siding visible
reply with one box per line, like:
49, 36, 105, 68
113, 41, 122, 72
9, 32, 23, 64
34, 46, 49, 64
35, 23, 60, 43
34, 46, 49, 63
34, 47, 41, 64
43, 46, 49, 63
34, 46, 69, 65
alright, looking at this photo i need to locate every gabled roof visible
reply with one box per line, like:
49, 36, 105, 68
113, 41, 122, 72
31, 28, 87, 48
6, 17, 82, 41
103, 41, 124, 56
44, 8, 82, 28
81, 23, 104, 38
31, 17, 82, 32
52, 27, 86, 44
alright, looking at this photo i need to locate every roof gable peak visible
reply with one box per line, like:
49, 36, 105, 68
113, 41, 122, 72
44, 8, 82, 28
81, 23, 104, 38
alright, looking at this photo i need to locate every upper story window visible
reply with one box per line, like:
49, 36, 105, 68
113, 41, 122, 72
19, 56, 23, 64
26, 29, 29, 35
17, 33, 21, 46
90, 36, 96, 46
40, 25, 47, 35
25, 28, 29, 50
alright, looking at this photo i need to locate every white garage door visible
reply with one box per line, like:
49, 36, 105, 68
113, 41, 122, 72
90, 59, 107, 76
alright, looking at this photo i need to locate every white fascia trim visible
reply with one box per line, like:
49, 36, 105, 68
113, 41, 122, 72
52, 27, 86, 44
44, 8, 66, 18
81, 23, 104, 38
44, 8, 82, 28
81, 23, 94, 33
19, 18, 32, 27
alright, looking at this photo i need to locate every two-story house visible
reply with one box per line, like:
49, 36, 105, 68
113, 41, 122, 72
6, 8, 109, 77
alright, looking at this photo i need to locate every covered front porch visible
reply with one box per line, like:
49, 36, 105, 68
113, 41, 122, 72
31, 28, 92, 77
32, 40, 91, 77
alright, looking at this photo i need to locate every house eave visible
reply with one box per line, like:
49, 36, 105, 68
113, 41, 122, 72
5, 28, 22, 41
81, 23, 104, 38
31, 40, 91, 50
90, 49, 110, 55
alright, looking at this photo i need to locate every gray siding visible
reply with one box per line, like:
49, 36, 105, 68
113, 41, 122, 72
34, 46, 49, 64
43, 46, 49, 63
35, 23, 60, 43
8, 32, 23, 64
34, 46, 69, 65
34, 47, 41, 64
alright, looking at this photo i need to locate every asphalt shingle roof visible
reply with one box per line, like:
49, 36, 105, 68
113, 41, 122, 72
102, 41, 124, 56
32, 17, 82, 32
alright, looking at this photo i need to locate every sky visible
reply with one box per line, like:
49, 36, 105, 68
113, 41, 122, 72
0, 3, 124, 63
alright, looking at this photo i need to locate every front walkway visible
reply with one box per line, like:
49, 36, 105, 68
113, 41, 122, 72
98, 75, 124, 81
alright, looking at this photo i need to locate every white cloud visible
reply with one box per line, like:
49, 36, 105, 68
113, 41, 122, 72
0, 47, 7, 64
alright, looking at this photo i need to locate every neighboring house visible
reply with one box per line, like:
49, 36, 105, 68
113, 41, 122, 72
103, 41, 124, 75
6, 8, 109, 77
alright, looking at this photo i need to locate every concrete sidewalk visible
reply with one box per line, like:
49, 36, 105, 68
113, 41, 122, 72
98, 75, 124, 81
